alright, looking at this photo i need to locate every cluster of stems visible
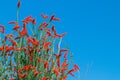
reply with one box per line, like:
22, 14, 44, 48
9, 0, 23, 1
0, 1, 80, 80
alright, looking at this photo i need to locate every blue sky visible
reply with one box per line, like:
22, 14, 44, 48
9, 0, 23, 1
0, 0, 120, 80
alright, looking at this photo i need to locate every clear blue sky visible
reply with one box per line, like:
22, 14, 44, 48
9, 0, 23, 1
0, 0, 120, 80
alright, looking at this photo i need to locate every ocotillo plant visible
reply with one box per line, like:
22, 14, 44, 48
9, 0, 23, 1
0, 0, 80, 80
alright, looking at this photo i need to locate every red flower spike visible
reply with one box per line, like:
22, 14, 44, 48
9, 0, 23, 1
26, 36, 32, 44
37, 57, 42, 62
54, 53, 62, 68
5, 46, 14, 52
53, 68, 59, 76
46, 31, 52, 36
55, 32, 66, 38
0, 25, 5, 33
50, 15, 55, 21
0, 46, 4, 51
32, 18, 36, 24
52, 17, 60, 21
44, 61, 49, 68
17, 1, 20, 8
60, 49, 68, 59
29, 65, 35, 70
8, 21, 18, 25
41, 14, 49, 19
22, 16, 36, 24
68, 69, 75, 76
52, 25, 66, 38
64, 50, 68, 59
9, 39, 17, 46
6, 34, 14, 38
23, 66, 29, 71
68, 64, 80, 77
13, 25, 20, 30
62, 60, 69, 67
52, 25, 56, 34
18, 73, 26, 78
32, 38, 40, 46
14, 48, 22, 51
60, 67, 68, 72
27, 36, 40, 46
8, 21, 20, 30
19, 23, 28, 37
50, 15, 60, 21
43, 42, 52, 49
41, 22, 48, 28
74, 64, 80, 71
42, 76, 47, 80
34, 70, 39, 76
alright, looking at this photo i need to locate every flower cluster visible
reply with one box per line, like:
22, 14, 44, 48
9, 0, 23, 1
0, 1, 80, 80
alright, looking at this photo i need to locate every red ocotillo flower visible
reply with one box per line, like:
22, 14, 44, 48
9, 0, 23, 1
53, 68, 60, 76
37, 57, 42, 62
44, 60, 49, 68
27, 36, 40, 46
68, 64, 80, 76
17, 1, 20, 8
26, 36, 32, 43
22, 16, 36, 24
9, 39, 17, 46
41, 22, 48, 28
33, 69, 39, 76
8, 21, 20, 30
55, 32, 66, 38
29, 65, 35, 70
32, 38, 40, 46
52, 25, 66, 38
52, 25, 56, 34
23, 65, 29, 71
19, 65, 35, 72
54, 53, 62, 68
60, 49, 68, 59
13, 25, 21, 30
61, 60, 69, 72
50, 15, 60, 21
18, 73, 26, 78
0, 25, 5, 33
68, 69, 75, 76
0, 46, 4, 51
43, 41, 52, 49
28, 49, 33, 62
8, 21, 18, 25
22, 16, 31, 24
74, 64, 80, 71
41, 76, 47, 80
6, 34, 14, 37
14, 47, 23, 51
19, 23, 28, 37
41, 14, 49, 19
5, 46, 14, 52
46, 31, 52, 36
61, 59, 69, 67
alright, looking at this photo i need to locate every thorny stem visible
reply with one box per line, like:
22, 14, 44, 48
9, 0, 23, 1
16, 0, 20, 23
57, 38, 62, 54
